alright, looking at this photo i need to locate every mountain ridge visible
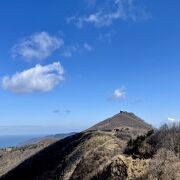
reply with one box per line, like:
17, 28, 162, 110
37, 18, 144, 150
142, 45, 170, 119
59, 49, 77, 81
0, 111, 154, 180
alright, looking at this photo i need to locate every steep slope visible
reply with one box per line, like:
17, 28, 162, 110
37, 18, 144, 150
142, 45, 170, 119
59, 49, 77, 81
0, 133, 75, 177
87, 111, 152, 132
0, 138, 57, 177
0, 132, 121, 180
1, 131, 150, 180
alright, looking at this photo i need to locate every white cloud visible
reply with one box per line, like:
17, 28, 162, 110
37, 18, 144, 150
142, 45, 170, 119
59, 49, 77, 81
68, 0, 150, 28
61, 43, 92, 58
12, 32, 64, 61
168, 117, 176, 122
98, 31, 115, 43
111, 88, 126, 100
84, 43, 92, 51
168, 117, 180, 123
61, 44, 80, 58
1, 62, 64, 94
61, 51, 73, 58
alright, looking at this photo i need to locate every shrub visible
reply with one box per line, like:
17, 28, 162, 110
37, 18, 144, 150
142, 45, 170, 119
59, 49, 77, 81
147, 123, 180, 156
124, 130, 155, 159
147, 148, 180, 180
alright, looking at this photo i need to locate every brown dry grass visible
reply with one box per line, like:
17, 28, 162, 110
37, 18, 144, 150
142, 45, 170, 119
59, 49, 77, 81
147, 148, 180, 180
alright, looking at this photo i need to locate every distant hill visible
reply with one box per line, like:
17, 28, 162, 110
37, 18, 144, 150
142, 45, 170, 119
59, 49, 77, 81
87, 111, 152, 132
19, 132, 76, 146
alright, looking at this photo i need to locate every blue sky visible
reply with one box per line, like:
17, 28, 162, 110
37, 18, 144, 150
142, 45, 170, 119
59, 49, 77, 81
0, 0, 180, 135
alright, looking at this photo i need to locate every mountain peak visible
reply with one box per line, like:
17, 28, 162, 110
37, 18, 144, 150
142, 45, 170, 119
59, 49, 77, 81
87, 111, 152, 133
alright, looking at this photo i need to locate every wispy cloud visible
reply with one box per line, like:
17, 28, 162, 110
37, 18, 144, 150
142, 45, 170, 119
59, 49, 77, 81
84, 43, 92, 51
85, 0, 97, 7
61, 43, 92, 58
53, 110, 60, 114
168, 117, 180, 123
65, 109, 71, 114
98, 31, 115, 43
12, 32, 64, 61
1, 62, 64, 94
68, 0, 150, 28
110, 87, 126, 100
61, 44, 80, 58
52, 109, 71, 115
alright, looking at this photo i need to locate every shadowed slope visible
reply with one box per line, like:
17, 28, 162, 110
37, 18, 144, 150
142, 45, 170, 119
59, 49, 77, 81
0, 133, 88, 180
1, 131, 127, 180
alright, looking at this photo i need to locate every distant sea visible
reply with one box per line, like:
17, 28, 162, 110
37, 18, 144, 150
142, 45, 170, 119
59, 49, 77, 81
0, 135, 43, 148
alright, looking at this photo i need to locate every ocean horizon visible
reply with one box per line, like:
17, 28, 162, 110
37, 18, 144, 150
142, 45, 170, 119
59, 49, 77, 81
0, 134, 43, 148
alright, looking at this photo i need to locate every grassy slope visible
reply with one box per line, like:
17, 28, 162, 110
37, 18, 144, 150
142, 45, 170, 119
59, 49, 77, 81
1, 131, 150, 180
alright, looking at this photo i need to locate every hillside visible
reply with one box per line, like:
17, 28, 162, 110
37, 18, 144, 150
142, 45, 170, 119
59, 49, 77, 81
1, 131, 150, 180
88, 111, 152, 131
87, 111, 152, 136
0, 112, 179, 180
20, 132, 76, 146
0, 111, 152, 180
0, 133, 74, 177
